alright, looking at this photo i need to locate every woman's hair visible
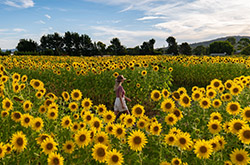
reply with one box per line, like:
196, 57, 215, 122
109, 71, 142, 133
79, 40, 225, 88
114, 79, 122, 91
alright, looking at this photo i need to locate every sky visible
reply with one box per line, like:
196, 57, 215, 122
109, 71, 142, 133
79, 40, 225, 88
0, 0, 250, 49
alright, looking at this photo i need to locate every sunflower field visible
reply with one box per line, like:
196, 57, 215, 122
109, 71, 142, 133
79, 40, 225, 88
1, 55, 250, 165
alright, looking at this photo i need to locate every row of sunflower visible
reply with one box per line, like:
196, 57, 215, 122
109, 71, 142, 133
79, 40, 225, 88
1, 56, 250, 164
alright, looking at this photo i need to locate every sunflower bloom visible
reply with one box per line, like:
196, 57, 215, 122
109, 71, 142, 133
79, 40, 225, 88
92, 143, 108, 163
230, 148, 250, 165
128, 130, 148, 152
11, 131, 27, 152
194, 139, 213, 159
48, 152, 64, 165
106, 149, 124, 165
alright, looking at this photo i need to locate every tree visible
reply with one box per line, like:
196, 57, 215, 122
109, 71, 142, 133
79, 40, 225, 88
226, 37, 236, 46
97, 41, 106, 55
79, 34, 94, 56
241, 45, 250, 55
140, 39, 155, 55
237, 38, 250, 50
166, 36, 178, 55
193, 45, 207, 55
16, 39, 38, 52
107, 38, 126, 55
179, 42, 192, 55
40, 32, 63, 55
209, 41, 234, 55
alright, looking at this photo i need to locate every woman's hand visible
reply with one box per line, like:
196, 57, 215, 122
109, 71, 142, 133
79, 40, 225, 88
125, 97, 131, 102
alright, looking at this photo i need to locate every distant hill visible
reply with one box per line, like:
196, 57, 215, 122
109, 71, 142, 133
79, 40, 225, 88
189, 36, 250, 48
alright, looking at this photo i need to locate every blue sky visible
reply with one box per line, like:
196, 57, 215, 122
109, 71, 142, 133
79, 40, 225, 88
0, 0, 250, 49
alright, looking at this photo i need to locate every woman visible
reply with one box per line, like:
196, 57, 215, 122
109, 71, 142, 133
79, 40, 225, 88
114, 75, 131, 123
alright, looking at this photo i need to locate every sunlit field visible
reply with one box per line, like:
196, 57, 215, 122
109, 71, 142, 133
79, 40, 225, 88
1, 55, 250, 164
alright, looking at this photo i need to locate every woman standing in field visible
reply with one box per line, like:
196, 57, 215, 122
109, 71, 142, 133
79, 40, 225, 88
114, 75, 131, 123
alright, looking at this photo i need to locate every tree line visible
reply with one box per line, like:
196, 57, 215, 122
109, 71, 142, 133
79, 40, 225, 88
1, 32, 250, 56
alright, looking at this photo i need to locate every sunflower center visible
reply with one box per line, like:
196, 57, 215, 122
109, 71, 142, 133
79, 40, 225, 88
139, 122, 145, 127
243, 130, 250, 139
67, 144, 72, 149
169, 117, 174, 122
117, 128, 123, 135
135, 108, 142, 114
214, 101, 219, 106
236, 154, 244, 161
65, 120, 70, 125
98, 137, 104, 143
86, 116, 91, 121
24, 117, 30, 123
35, 122, 41, 127
209, 92, 213, 96
212, 143, 216, 148
41, 107, 45, 112
79, 135, 86, 142
174, 160, 180, 165
174, 110, 180, 117
234, 123, 243, 131
74, 92, 79, 98
154, 92, 160, 99
73, 125, 78, 130
94, 121, 100, 128
226, 83, 232, 88
230, 104, 238, 111
108, 126, 113, 131
17, 137, 23, 146
50, 112, 55, 117
47, 143, 53, 150
25, 104, 29, 109
200, 146, 207, 153
111, 155, 119, 162
179, 138, 186, 144
97, 148, 105, 157
71, 105, 76, 109
34, 81, 40, 87
153, 126, 159, 132
194, 93, 200, 99
214, 82, 220, 87
212, 124, 218, 130
183, 96, 189, 104
127, 119, 133, 123
51, 157, 59, 165
245, 110, 250, 117
165, 103, 172, 109
164, 91, 168, 96
133, 136, 142, 144
169, 137, 174, 142
233, 88, 239, 93
213, 116, 219, 120
202, 101, 208, 106
0, 148, 2, 154
84, 102, 90, 107
173, 93, 180, 99
6, 101, 11, 108
106, 115, 112, 120
99, 108, 104, 112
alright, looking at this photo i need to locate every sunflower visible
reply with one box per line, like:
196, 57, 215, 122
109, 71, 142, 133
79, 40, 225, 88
22, 100, 33, 111
48, 152, 64, 165
224, 80, 234, 89
21, 113, 33, 128
124, 115, 136, 128
12, 83, 21, 93
141, 70, 147, 76
81, 98, 93, 110
92, 143, 107, 163
31, 117, 44, 132
171, 158, 182, 165
137, 119, 146, 129
172, 91, 180, 101
172, 108, 183, 120
169, 127, 182, 136
212, 99, 222, 108
168, 67, 173, 72
136, 83, 140, 88
207, 120, 221, 134
12, 73, 20, 82
5, 143, 12, 155
176, 132, 192, 150
47, 108, 58, 120
151, 90, 162, 101
75, 129, 91, 148
194, 139, 213, 159
44, 99, 54, 108
2, 98, 13, 111
209, 138, 220, 152
153, 65, 159, 72
91, 117, 103, 132
162, 89, 170, 98
0, 142, 6, 158
83, 111, 94, 124
230, 84, 242, 96
113, 124, 126, 139
39, 105, 47, 114
230, 148, 250, 165
1, 110, 9, 118
113, 72, 119, 78
71, 122, 79, 132
192, 90, 203, 101
226, 102, 241, 115
62, 91, 70, 102
95, 131, 109, 145
210, 79, 222, 89
224, 161, 232, 165
199, 97, 211, 109
164, 133, 176, 146
21, 75, 28, 82
68, 102, 78, 112
30, 79, 44, 90
161, 98, 175, 112
63, 140, 75, 154
71, 89, 82, 101
1, 75, 8, 83
102, 111, 115, 123
96, 104, 107, 115
128, 130, 147, 152
36, 133, 51, 145
150, 122, 162, 135
131, 104, 145, 118
106, 149, 124, 165
238, 126, 250, 144
223, 121, 231, 133
206, 89, 217, 99
165, 113, 178, 126
11, 131, 27, 152
105, 123, 114, 135
229, 119, 246, 134
210, 112, 222, 122
242, 107, 250, 121
179, 94, 191, 107
41, 138, 58, 155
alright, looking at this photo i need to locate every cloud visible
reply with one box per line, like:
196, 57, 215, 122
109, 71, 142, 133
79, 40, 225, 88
4, 0, 34, 8
45, 14, 51, 19
137, 16, 166, 21
35, 20, 46, 24
13, 28, 26, 32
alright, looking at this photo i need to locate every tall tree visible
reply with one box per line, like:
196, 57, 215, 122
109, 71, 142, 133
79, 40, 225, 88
166, 36, 178, 55
107, 38, 126, 55
226, 37, 236, 46
16, 39, 38, 52
237, 38, 250, 50
193, 45, 207, 55
209, 41, 234, 55
179, 42, 192, 55
79, 34, 94, 56
40, 32, 63, 55
97, 41, 106, 55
